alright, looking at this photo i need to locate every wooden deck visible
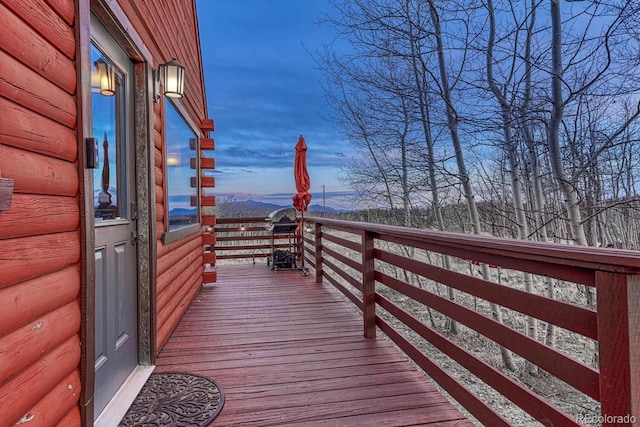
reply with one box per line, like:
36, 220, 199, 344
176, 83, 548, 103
155, 264, 473, 426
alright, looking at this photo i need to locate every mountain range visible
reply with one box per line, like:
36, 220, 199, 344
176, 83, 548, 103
168, 200, 342, 218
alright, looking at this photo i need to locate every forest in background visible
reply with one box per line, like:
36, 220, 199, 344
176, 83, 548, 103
309, 0, 640, 250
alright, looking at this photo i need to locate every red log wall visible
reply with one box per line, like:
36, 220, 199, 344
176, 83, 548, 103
0, 0, 82, 424
0, 0, 210, 423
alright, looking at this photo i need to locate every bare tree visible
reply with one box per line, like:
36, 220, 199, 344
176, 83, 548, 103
316, 0, 640, 372
401, 0, 459, 333
547, 0, 640, 306
422, 0, 517, 370
482, 0, 543, 371
321, 47, 426, 223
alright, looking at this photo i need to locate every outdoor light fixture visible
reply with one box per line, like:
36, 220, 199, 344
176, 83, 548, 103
94, 58, 115, 96
154, 59, 186, 102
304, 224, 313, 233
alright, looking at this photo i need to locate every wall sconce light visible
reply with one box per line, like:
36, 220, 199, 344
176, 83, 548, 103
154, 59, 186, 102
304, 224, 313, 233
94, 58, 115, 96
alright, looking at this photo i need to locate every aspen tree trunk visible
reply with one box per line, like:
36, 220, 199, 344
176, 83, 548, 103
399, 98, 412, 227
519, 0, 555, 348
406, 0, 457, 334
548, 0, 593, 307
427, 0, 515, 369
485, 0, 538, 366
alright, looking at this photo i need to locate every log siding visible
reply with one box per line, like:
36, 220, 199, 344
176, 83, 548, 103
0, 0, 81, 424
0, 0, 210, 424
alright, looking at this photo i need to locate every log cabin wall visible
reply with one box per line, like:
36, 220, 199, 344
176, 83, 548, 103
0, 0, 211, 424
0, 0, 83, 425
111, 0, 209, 352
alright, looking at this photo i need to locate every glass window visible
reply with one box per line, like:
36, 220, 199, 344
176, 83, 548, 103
165, 101, 199, 232
90, 42, 128, 221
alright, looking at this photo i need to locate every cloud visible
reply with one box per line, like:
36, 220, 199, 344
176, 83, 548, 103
196, 0, 356, 198
213, 140, 348, 169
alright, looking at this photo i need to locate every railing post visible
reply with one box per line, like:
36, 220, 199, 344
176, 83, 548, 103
596, 272, 639, 426
314, 222, 323, 283
362, 230, 376, 339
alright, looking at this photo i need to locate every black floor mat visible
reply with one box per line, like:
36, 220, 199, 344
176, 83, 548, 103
119, 372, 225, 426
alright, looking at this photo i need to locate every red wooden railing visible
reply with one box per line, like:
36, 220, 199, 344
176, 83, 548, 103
214, 216, 639, 426
212, 217, 300, 264
306, 217, 640, 426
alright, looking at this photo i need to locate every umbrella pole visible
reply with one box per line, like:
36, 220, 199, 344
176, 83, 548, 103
300, 210, 307, 275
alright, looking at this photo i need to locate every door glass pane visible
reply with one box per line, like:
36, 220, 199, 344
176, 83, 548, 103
91, 42, 126, 221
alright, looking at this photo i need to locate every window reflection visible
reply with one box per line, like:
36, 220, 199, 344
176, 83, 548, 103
91, 43, 125, 221
165, 101, 198, 230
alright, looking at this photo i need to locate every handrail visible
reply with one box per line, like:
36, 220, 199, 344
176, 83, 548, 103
304, 216, 639, 426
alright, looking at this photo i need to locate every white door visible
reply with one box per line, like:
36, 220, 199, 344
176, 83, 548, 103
90, 16, 138, 418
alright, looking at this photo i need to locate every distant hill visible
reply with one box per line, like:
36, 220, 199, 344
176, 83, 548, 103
309, 204, 336, 212
247, 200, 284, 212
215, 200, 339, 218
168, 207, 197, 216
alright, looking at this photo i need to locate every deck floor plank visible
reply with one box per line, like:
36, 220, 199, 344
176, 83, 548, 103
155, 264, 472, 426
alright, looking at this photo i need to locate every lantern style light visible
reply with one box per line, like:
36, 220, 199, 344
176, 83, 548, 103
95, 58, 115, 96
154, 59, 186, 102
163, 59, 185, 98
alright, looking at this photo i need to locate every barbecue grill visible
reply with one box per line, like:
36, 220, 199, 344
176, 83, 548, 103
266, 208, 299, 270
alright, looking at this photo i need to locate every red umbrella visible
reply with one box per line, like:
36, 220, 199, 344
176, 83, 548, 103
292, 135, 312, 211
292, 135, 311, 274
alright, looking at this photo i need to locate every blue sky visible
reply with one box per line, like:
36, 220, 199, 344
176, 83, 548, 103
196, 0, 356, 209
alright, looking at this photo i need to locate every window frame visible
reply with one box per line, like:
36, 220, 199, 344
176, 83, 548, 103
161, 98, 201, 244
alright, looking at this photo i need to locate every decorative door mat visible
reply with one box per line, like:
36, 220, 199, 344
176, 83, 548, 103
119, 372, 225, 426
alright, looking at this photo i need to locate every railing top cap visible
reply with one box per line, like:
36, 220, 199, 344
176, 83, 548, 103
308, 216, 640, 274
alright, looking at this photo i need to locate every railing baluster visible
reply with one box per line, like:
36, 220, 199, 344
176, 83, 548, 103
314, 222, 323, 284
362, 230, 376, 338
596, 272, 640, 426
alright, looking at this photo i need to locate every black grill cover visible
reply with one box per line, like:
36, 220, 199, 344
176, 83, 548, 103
266, 208, 298, 233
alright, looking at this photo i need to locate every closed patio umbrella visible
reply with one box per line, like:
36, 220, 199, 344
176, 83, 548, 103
292, 135, 311, 274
